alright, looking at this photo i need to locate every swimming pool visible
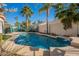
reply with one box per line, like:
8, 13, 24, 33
14, 33, 70, 50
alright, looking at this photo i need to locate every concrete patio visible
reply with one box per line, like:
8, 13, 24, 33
1, 32, 79, 56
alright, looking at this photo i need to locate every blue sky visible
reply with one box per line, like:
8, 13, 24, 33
3, 3, 55, 25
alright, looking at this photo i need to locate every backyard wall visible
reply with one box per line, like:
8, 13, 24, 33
39, 20, 79, 36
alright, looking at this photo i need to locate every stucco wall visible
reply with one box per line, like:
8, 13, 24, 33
39, 23, 47, 33
0, 18, 4, 33
0, 14, 5, 33
39, 20, 79, 36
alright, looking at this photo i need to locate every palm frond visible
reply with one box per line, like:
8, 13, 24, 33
39, 3, 53, 13
21, 6, 33, 17
39, 6, 48, 13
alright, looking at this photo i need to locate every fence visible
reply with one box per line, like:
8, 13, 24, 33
38, 20, 79, 36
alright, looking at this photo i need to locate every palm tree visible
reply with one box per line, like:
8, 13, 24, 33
55, 4, 72, 30
20, 21, 26, 31
72, 4, 79, 36
39, 3, 53, 34
55, 4, 79, 30
39, 4, 54, 55
26, 19, 31, 31
15, 16, 19, 31
55, 3, 79, 36
21, 6, 33, 32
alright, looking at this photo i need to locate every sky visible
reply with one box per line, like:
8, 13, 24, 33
2, 3, 56, 25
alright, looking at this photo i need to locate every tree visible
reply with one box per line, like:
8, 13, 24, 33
20, 21, 26, 31
72, 4, 79, 36
54, 3, 79, 36
26, 19, 31, 31
15, 16, 21, 31
21, 6, 33, 31
39, 3, 53, 34
15, 16, 19, 26
55, 3, 79, 30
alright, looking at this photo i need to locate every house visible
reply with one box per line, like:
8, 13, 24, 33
0, 14, 5, 33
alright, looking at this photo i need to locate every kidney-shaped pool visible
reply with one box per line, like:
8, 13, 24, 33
14, 33, 70, 50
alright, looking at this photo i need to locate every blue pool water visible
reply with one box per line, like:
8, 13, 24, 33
14, 33, 70, 49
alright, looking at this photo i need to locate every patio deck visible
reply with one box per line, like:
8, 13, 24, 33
2, 40, 46, 56
2, 40, 79, 56
1, 32, 79, 56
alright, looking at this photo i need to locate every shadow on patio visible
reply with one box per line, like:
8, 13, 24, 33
49, 48, 65, 56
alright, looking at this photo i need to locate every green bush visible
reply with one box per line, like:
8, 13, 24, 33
3, 35, 11, 41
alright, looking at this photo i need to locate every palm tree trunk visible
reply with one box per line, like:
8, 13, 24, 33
46, 9, 49, 34
46, 9, 50, 56
26, 16, 28, 32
